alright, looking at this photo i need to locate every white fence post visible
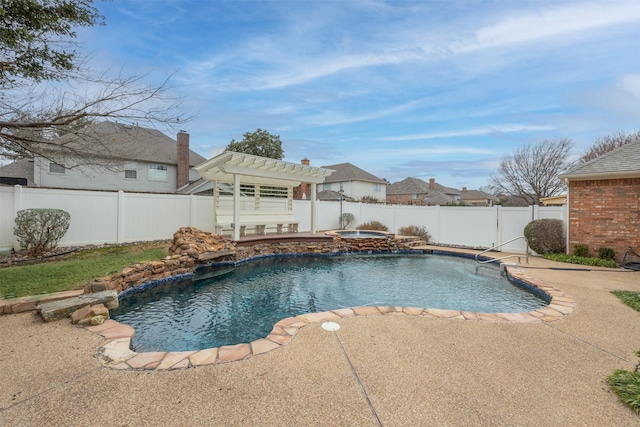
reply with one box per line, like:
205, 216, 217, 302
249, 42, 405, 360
12, 185, 23, 251
117, 190, 125, 243
190, 194, 196, 226
495, 205, 502, 249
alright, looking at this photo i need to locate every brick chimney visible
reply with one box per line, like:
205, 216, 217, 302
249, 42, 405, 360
429, 178, 435, 190
294, 158, 311, 199
176, 130, 190, 189
462, 187, 467, 193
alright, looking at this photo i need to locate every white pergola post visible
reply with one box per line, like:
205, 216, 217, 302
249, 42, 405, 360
233, 173, 241, 241
311, 182, 318, 234
194, 152, 335, 240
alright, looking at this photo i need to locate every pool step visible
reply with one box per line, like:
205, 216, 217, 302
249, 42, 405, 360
405, 240, 427, 247
36, 290, 119, 322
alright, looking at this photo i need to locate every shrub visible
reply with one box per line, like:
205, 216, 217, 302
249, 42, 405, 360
339, 213, 355, 229
398, 225, 431, 243
356, 221, 388, 231
543, 253, 618, 268
359, 195, 382, 204
14, 208, 71, 256
573, 244, 590, 258
598, 247, 616, 260
523, 219, 564, 255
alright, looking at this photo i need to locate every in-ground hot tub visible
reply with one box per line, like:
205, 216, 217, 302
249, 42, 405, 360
326, 230, 390, 239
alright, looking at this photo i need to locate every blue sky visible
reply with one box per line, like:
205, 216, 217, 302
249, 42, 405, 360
79, 0, 640, 189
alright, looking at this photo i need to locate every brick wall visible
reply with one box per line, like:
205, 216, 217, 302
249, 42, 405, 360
568, 178, 640, 263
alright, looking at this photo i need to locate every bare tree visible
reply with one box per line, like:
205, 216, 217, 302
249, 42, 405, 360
1, 71, 188, 166
489, 139, 574, 206
579, 129, 640, 163
0, 0, 189, 165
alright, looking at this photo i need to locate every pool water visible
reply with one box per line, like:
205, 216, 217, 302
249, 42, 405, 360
111, 254, 548, 352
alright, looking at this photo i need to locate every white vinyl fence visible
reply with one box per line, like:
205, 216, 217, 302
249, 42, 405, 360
1, 185, 566, 254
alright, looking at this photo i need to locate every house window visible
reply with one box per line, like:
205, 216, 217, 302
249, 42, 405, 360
374, 183, 381, 192
323, 183, 332, 191
49, 162, 66, 174
124, 162, 137, 179
148, 164, 167, 181
412, 193, 419, 199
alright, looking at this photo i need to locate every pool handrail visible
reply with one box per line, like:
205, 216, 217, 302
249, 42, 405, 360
475, 236, 529, 264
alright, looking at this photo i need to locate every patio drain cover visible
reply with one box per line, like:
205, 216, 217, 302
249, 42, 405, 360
321, 321, 340, 331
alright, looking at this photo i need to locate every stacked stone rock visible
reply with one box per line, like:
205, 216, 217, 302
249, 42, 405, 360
85, 227, 236, 294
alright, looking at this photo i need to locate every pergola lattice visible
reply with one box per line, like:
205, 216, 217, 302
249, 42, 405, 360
195, 151, 334, 240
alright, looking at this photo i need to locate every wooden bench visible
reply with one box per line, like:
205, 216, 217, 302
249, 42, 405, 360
215, 211, 299, 236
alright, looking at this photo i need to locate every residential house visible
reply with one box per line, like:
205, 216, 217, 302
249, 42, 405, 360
559, 140, 640, 263
459, 187, 498, 206
386, 177, 462, 205
0, 121, 206, 193
294, 161, 386, 202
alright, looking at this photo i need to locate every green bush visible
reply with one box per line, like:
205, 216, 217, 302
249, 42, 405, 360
340, 213, 355, 229
523, 219, 565, 255
598, 247, 616, 260
573, 244, 590, 257
608, 369, 640, 415
14, 208, 71, 256
543, 253, 618, 268
356, 221, 388, 231
398, 225, 431, 243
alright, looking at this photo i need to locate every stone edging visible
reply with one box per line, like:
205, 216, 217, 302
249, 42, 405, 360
87, 264, 575, 371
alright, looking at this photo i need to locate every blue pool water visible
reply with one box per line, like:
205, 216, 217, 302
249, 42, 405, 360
111, 254, 548, 352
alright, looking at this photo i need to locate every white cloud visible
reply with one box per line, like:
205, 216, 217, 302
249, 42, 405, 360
458, 1, 640, 53
378, 124, 556, 142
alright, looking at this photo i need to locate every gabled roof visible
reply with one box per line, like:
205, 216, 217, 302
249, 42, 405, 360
0, 158, 34, 183
47, 121, 206, 166
387, 177, 456, 205
460, 189, 497, 202
321, 162, 386, 184
560, 140, 640, 180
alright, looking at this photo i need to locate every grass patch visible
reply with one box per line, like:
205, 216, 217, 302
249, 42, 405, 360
612, 290, 640, 312
608, 369, 640, 415
608, 293, 640, 414
543, 253, 618, 268
0, 243, 167, 299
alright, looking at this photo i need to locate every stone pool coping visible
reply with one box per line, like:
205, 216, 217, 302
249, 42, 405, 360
88, 262, 576, 371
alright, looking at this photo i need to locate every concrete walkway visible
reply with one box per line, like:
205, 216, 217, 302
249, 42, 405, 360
1, 252, 640, 426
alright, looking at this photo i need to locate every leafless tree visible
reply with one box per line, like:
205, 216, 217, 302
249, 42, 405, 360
579, 129, 640, 163
1, 70, 189, 167
0, 0, 190, 167
489, 139, 574, 206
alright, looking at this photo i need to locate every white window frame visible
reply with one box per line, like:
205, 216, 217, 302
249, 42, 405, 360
124, 162, 138, 180
49, 162, 66, 174
148, 164, 168, 182
323, 183, 332, 191
374, 183, 381, 192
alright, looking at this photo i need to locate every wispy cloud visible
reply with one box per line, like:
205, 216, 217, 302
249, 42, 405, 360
378, 124, 556, 142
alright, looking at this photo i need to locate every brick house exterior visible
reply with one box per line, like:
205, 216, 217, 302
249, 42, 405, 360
387, 177, 461, 205
559, 141, 640, 263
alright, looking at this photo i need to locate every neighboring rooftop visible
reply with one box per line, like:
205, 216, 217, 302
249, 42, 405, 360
321, 163, 386, 184
560, 140, 640, 180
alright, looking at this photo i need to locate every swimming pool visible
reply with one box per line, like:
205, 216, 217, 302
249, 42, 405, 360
111, 254, 548, 352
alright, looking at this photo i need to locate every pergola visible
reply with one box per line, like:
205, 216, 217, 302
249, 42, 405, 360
195, 151, 335, 240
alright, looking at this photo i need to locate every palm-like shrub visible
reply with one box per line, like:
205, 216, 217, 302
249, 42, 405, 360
398, 225, 431, 243
356, 221, 388, 231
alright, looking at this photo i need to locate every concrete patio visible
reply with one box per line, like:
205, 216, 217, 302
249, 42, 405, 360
1, 250, 639, 426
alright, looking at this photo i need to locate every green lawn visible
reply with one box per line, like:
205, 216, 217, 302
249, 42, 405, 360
0, 244, 167, 299
609, 291, 640, 414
